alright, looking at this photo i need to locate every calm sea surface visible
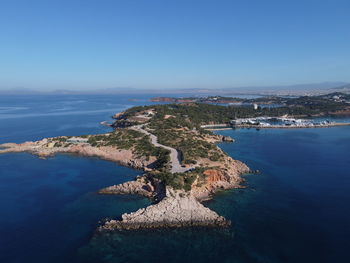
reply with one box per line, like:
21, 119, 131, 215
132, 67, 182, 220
0, 95, 349, 263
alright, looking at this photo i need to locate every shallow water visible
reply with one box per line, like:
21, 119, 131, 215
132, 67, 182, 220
0, 95, 349, 262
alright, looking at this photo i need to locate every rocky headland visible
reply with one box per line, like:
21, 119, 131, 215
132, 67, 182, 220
100, 189, 229, 231
1, 103, 252, 231
0, 139, 154, 170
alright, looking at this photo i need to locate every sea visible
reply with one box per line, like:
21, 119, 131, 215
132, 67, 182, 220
0, 94, 349, 263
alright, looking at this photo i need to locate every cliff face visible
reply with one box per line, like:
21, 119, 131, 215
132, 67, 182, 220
205, 169, 227, 182
191, 157, 250, 200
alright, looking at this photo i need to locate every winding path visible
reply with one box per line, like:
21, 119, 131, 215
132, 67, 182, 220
131, 125, 191, 173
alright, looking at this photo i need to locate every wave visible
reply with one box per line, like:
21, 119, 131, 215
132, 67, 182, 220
0, 107, 29, 113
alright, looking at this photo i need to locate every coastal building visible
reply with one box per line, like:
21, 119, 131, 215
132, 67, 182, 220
230, 117, 334, 128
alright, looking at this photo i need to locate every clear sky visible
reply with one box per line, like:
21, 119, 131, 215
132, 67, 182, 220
0, 0, 349, 90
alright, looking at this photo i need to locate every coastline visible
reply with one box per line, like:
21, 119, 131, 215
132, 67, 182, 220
201, 122, 350, 131
2, 97, 349, 262
99, 190, 230, 231
0, 123, 250, 231
3, 101, 349, 231
0, 141, 155, 171
231, 122, 350, 129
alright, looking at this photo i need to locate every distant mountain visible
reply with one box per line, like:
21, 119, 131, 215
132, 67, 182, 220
221, 82, 349, 95
0, 88, 43, 95
0, 82, 348, 95
331, 83, 350, 92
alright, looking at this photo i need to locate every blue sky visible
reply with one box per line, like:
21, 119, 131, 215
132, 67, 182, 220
0, 0, 349, 90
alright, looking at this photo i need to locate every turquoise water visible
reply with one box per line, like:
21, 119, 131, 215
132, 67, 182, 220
0, 95, 349, 262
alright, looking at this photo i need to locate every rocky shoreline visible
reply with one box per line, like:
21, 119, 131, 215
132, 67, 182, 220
0, 140, 155, 170
0, 134, 249, 231
99, 189, 230, 231
97, 155, 249, 230
99, 175, 166, 200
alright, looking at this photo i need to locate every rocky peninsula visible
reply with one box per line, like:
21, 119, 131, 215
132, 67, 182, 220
101, 189, 229, 230
0, 103, 250, 230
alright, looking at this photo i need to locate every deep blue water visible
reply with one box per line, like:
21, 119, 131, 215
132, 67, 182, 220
0, 95, 349, 262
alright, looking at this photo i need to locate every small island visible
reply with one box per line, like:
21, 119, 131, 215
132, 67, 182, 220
1, 92, 350, 230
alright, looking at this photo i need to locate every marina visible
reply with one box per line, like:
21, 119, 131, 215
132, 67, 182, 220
230, 117, 350, 128
201, 118, 350, 130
